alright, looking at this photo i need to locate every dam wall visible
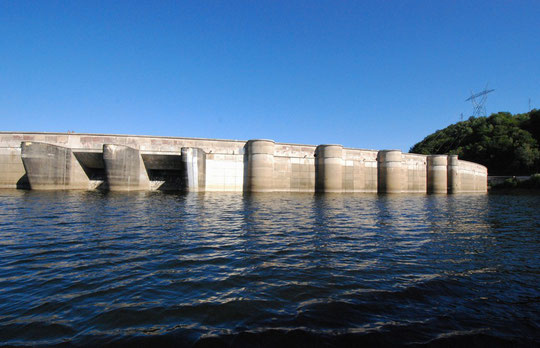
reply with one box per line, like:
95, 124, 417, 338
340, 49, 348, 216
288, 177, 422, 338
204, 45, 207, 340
0, 132, 487, 193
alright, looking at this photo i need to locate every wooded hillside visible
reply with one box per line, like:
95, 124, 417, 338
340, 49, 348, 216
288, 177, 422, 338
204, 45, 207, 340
410, 110, 540, 175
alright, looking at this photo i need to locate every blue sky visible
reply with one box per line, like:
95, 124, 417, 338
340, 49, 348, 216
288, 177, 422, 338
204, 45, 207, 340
1, 1, 539, 151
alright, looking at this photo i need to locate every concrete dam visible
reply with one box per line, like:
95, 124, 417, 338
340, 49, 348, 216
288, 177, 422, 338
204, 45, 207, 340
0, 132, 488, 193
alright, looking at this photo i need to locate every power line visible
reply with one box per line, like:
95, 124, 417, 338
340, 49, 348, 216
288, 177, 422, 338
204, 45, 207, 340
466, 86, 494, 117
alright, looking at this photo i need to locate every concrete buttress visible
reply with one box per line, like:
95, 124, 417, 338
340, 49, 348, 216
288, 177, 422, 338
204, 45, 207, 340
103, 144, 150, 191
20, 142, 90, 190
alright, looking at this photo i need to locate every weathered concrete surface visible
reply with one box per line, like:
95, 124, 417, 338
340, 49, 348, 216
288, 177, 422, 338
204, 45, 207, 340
315, 145, 343, 193
21, 142, 89, 190
343, 149, 378, 192
103, 144, 150, 191
458, 159, 488, 193
246, 140, 275, 192
447, 155, 460, 193
377, 150, 403, 193
181, 147, 206, 192
0, 132, 489, 193
402, 153, 427, 193
427, 155, 448, 194
0, 147, 28, 188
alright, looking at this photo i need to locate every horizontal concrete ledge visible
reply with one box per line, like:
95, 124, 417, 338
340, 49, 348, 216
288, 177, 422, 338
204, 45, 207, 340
457, 159, 488, 172
1, 131, 248, 144
315, 145, 343, 159
1, 132, 382, 152
246, 139, 275, 143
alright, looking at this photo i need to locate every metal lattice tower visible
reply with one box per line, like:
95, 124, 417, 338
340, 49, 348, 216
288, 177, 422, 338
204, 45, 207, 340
465, 86, 494, 117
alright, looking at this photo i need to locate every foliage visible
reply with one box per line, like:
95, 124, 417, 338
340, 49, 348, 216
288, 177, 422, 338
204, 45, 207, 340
410, 110, 540, 175
491, 174, 540, 189
525, 173, 540, 188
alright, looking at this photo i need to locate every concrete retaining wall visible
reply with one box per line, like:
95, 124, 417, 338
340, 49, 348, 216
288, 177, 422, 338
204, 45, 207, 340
0, 132, 488, 193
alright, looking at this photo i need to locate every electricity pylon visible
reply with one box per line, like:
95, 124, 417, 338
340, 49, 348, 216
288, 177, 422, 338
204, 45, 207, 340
466, 87, 494, 117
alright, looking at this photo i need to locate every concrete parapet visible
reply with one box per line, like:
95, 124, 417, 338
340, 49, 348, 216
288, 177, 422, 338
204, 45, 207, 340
103, 144, 150, 191
377, 150, 403, 193
427, 155, 448, 194
20, 142, 89, 190
447, 155, 460, 193
246, 139, 275, 192
181, 147, 206, 192
315, 144, 343, 192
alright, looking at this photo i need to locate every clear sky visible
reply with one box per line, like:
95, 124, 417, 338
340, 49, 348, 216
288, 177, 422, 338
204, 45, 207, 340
1, 1, 539, 151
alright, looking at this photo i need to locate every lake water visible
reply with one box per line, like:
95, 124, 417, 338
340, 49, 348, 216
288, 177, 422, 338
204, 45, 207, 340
0, 190, 538, 347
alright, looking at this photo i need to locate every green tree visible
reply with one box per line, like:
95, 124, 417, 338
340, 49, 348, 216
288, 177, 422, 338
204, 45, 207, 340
410, 111, 540, 175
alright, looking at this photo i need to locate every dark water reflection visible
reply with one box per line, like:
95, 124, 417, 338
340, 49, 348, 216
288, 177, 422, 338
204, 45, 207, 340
0, 190, 538, 347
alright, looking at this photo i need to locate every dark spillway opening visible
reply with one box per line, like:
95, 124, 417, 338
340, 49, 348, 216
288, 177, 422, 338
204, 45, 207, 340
145, 169, 185, 191
73, 152, 107, 189
73, 152, 189, 191
142, 154, 186, 191
74, 152, 106, 179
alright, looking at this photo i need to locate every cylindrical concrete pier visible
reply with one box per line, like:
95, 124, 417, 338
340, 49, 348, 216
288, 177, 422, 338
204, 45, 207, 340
103, 144, 150, 191
447, 155, 459, 193
377, 150, 403, 193
315, 144, 343, 193
181, 147, 206, 192
427, 155, 448, 194
246, 139, 275, 192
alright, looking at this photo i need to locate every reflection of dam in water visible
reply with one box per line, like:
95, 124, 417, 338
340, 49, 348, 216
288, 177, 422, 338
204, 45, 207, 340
1, 191, 536, 347
0, 132, 487, 193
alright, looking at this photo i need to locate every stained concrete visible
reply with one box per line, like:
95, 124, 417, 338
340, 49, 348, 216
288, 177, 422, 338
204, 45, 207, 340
377, 150, 403, 193
181, 147, 206, 192
245, 140, 275, 192
20, 142, 89, 190
315, 145, 343, 193
447, 155, 460, 193
103, 144, 150, 191
427, 155, 448, 194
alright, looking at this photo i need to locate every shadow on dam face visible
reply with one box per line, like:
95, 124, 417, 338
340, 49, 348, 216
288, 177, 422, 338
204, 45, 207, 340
70, 150, 189, 192
142, 154, 184, 192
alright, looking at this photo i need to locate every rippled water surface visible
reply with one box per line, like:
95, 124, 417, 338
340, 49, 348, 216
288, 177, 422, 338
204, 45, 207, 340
0, 190, 538, 347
